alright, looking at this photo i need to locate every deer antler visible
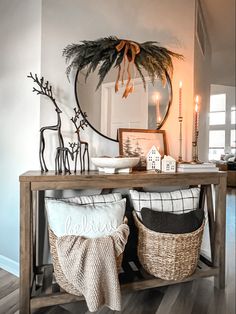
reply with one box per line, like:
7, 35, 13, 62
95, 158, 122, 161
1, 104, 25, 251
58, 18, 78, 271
27, 72, 54, 99
79, 118, 88, 130
27, 72, 61, 112
68, 142, 77, 154
71, 108, 88, 132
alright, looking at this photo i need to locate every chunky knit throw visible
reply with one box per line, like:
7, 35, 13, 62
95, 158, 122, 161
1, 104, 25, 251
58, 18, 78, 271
56, 223, 129, 312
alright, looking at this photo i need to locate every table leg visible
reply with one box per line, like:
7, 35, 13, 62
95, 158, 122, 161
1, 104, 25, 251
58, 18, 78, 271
213, 176, 227, 289
206, 184, 215, 262
20, 182, 32, 314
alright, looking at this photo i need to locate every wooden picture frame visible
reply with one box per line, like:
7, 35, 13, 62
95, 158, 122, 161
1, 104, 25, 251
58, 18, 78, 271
118, 128, 167, 169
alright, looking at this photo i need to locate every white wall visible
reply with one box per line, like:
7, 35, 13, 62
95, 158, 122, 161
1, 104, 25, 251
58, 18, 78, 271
211, 49, 236, 87
0, 0, 41, 274
194, 0, 212, 162
40, 0, 196, 166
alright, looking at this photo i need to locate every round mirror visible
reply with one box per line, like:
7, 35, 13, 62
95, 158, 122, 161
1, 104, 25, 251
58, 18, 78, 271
74, 67, 172, 142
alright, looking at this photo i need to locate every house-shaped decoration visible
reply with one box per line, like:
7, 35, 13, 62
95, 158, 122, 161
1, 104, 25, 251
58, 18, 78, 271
146, 145, 161, 170
162, 155, 176, 172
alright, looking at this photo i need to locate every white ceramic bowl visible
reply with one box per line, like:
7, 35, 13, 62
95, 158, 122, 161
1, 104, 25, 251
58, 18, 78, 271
91, 157, 140, 173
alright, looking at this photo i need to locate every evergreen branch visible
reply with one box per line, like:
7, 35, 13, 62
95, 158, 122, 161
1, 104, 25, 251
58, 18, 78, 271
63, 37, 183, 90
134, 60, 147, 90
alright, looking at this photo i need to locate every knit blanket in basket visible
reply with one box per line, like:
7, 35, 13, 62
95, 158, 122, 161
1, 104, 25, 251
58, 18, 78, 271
56, 223, 129, 312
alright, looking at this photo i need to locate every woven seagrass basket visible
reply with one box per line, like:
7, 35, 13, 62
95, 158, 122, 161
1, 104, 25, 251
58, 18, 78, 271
48, 217, 128, 295
132, 211, 204, 281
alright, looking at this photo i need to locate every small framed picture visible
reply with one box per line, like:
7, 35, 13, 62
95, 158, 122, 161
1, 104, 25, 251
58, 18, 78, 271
118, 128, 167, 169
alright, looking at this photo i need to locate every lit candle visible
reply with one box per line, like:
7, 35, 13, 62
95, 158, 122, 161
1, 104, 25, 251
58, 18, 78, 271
179, 81, 182, 117
194, 95, 199, 142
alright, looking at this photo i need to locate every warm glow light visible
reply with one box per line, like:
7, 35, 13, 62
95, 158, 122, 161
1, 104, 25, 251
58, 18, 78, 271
153, 93, 160, 103
195, 95, 199, 112
179, 81, 182, 88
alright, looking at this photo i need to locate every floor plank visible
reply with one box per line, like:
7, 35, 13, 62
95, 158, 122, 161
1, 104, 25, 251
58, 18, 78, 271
0, 287, 19, 314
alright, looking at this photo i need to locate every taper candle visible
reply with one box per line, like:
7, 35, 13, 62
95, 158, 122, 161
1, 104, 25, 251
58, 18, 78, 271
179, 81, 182, 117
194, 95, 199, 142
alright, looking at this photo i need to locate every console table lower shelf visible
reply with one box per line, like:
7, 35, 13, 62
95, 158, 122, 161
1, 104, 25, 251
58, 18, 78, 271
19, 171, 227, 314
30, 257, 218, 311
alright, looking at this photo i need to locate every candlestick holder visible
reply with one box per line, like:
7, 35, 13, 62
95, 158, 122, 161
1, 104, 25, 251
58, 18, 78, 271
177, 116, 186, 163
191, 130, 203, 164
156, 121, 161, 128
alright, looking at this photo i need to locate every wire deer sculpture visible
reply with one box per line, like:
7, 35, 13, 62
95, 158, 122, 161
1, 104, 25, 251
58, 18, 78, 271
28, 73, 64, 172
71, 107, 90, 172
55, 146, 74, 174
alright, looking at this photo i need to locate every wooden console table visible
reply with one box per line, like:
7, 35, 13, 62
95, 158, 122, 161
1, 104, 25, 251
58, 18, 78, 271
19, 170, 227, 314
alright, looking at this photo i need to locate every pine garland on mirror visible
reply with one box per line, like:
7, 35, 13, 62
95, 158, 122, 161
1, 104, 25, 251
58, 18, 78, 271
63, 36, 183, 98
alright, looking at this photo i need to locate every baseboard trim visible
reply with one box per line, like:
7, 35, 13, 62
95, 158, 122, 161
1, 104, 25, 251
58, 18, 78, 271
0, 254, 19, 277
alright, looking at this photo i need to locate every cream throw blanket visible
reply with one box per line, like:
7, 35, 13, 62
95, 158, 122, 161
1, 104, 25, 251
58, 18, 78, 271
56, 223, 129, 312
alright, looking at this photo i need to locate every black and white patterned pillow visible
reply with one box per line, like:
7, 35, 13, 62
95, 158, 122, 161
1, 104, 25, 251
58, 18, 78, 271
46, 192, 122, 206
129, 188, 200, 218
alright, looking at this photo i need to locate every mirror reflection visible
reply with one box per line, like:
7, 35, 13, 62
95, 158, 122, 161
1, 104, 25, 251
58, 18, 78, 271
75, 67, 172, 141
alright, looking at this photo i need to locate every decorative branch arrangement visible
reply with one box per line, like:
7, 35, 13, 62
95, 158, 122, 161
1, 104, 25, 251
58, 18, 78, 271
28, 73, 89, 173
63, 36, 183, 98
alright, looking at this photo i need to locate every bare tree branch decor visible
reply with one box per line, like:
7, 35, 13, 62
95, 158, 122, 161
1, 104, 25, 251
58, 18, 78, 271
70, 107, 89, 172
28, 73, 90, 174
28, 73, 64, 172
63, 36, 183, 98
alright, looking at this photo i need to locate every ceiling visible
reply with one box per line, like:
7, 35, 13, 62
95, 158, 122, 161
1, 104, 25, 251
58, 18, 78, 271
201, 0, 235, 86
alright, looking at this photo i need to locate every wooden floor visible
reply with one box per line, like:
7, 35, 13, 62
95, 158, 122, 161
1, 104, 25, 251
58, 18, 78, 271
0, 189, 235, 314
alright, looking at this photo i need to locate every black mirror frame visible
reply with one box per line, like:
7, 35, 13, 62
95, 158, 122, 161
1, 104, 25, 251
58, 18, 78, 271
74, 69, 173, 143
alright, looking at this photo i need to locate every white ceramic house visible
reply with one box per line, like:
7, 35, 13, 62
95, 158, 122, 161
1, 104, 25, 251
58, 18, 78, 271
146, 145, 161, 170
162, 155, 176, 172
